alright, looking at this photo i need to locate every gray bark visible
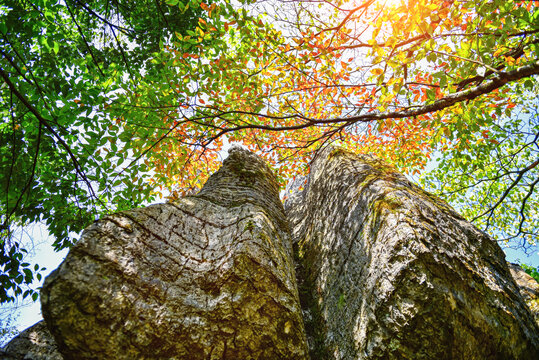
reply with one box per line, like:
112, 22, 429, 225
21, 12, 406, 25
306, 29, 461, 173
508, 263, 539, 325
285, 147, 539, 359
40, 147, 308, 359
0, 321, 62, 360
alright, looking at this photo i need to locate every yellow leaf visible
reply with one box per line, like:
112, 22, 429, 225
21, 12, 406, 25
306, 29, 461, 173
371, 68, 384, 76
505, 56, 515, 66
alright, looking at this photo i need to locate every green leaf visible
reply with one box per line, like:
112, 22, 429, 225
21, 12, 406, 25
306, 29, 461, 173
523, 79, 534, 90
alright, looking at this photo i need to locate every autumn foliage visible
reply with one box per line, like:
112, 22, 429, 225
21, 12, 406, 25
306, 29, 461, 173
1, 0, 538, 303
115, 0, 537, 196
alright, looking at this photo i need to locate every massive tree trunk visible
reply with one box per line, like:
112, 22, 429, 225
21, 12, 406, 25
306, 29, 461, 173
286, 147, 539, 359
2, 147, 538, 359
39, 147, 308, 359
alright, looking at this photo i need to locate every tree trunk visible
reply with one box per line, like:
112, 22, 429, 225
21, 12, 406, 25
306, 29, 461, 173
39, 147, 308, 359
3, 147, 538, 359
0, 321, 62, 360
286, 147, 539, 359
508, 263, 539, 325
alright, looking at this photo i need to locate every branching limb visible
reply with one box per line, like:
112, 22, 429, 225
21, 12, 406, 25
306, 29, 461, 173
0, 67, 106, 213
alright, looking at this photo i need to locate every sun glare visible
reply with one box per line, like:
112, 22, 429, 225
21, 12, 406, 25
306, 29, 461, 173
379, 0, 404, 9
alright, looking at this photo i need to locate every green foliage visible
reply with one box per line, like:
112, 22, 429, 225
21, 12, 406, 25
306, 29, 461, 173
0, 0, 210, 304
521, 263, 539, 283
421, 96, 539, 245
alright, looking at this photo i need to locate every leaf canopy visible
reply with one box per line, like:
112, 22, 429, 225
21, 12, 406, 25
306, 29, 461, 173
1, 0, 538, 303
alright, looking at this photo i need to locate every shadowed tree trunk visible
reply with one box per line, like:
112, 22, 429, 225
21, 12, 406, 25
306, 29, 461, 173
2, 147, 538, 359
0, 321, 62, 360
286, 147, 539, 359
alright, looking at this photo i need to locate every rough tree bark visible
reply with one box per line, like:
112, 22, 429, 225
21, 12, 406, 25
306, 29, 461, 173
285, 147, 539, 359
2, 147, 538, 359
508, 263, 539, 325
39, 147, 308, 359
0, 321, 62, 360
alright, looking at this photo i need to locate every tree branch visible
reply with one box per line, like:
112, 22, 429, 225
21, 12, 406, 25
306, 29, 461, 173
0, 67, 106, 212
301, 60, 539, 125
472, 158, 539, 223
